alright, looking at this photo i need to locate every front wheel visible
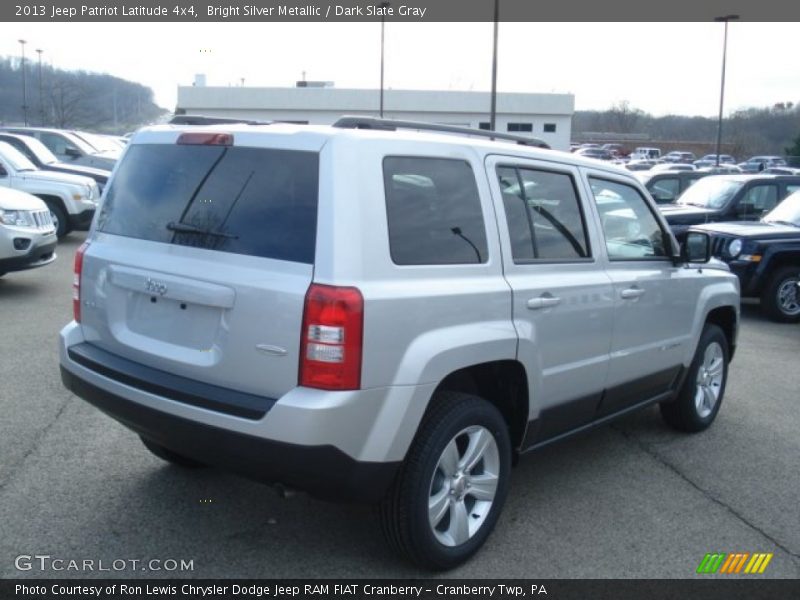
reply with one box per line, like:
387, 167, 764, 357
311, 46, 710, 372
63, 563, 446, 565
43, 200, 69, 239
761, 267, 800, 323
660, 324, 729, 432
379, 392, 511, 570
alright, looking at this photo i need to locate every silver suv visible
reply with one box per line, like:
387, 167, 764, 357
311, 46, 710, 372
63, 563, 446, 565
59, 118, 740, 570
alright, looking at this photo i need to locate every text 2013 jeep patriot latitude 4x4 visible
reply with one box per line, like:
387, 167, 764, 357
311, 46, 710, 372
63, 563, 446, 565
60, 119, 740, 569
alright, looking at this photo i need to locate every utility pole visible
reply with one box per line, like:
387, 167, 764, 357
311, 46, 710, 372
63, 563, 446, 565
379, 2, 390, 117
36, 49, 44, 126
18, 39, 28, 125
489, 0, 499, 131
714, 15, 739, 167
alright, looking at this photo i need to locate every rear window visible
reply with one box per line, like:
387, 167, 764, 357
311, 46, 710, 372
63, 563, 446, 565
96, 144, 319, 264
383, 157, 488, 265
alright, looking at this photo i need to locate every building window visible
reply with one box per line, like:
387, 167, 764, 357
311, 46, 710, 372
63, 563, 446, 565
478, 122, 491, 130
507, 123, 533, 133
544, 123, 557, 133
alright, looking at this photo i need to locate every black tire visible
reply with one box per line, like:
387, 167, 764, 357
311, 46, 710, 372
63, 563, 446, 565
760, 267, 800, 323
660, 324, 729, 432
140, 436, 206, 468
378, 391, 512, 570
43, 200, 69, 239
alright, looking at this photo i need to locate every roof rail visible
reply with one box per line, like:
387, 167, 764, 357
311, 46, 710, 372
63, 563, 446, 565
332, 116, 550, 149
169, 114, 273, 126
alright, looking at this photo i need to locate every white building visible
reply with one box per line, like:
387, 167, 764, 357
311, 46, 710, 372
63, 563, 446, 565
175, 84, 574, 150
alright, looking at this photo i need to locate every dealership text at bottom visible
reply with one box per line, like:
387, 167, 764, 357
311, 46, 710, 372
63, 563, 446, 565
15, 584, 548, 597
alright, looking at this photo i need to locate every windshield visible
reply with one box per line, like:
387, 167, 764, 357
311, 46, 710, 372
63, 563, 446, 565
0, 142, 38, 171
73, 132, 120, 153
20, 136, 59, 165
58, 132, 98, 155
676, 177, 743, 209
763, 191, 800, 226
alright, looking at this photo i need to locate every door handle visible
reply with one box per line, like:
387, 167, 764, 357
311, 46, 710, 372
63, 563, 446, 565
621, 287, 645, 300
527, 296, 561, 310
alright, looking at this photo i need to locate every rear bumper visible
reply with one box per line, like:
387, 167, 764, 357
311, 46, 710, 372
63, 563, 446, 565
57, 323, 434, 502
60, 365, 398, 502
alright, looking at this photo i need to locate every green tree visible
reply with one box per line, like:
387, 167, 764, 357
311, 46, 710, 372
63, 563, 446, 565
784, 133, 800, 158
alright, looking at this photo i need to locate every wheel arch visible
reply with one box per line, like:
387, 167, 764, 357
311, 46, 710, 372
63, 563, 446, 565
427, 360, 530, 454
33, 193, 68, 216
705, 305, 738, 360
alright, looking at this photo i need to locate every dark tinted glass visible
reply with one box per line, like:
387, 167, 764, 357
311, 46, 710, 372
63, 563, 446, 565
497, 166, 590, 261
383, 157, 488, 265
97, 144, 319, 264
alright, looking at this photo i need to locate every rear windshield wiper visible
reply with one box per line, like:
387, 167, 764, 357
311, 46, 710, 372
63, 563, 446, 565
166, 221, 238, 239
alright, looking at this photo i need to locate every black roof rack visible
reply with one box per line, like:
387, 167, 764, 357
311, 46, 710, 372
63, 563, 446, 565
169, 114, 273, 126
332, 116, 550, 149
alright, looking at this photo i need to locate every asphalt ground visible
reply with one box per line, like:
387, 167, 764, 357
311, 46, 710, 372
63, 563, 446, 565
1, 232, 798, 579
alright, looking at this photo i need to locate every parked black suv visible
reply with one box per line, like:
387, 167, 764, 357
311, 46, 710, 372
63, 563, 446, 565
659, 174, 800, 237
691, 191, 800, 322
636, 170, 711, 204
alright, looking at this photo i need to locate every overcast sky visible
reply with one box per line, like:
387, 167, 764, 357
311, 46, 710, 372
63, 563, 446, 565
1, 22, 797, 116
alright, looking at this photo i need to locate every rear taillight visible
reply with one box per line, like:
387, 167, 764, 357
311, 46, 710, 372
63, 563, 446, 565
176, 132, 233, 146
73, 241, 90, 322
299, 284, 363, 391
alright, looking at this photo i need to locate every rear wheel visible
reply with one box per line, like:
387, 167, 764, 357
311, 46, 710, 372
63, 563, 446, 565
660, 324, 728, 432
761, 267, 800, 323
379, 392, 511, 570
140, 436, 206, 468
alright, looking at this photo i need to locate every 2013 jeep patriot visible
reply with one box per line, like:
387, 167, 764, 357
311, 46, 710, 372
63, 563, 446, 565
59, 118, 740, 570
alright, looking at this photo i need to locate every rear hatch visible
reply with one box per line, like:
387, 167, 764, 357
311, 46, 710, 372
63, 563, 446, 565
78, 127, 322, 401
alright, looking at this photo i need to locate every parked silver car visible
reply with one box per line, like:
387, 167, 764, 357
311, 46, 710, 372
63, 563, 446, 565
0, 187, 56, 276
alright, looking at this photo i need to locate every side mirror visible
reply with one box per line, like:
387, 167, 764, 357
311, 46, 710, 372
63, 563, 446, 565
681, 231, 711, 264
0, 165, 7, 177
64, 147, 81, 159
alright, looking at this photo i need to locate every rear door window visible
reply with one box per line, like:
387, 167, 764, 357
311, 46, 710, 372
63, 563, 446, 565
383, 157, 488, 265
737, 184, 778, 219
497, 165, 590, 261
649, 177, 680, 203
97, 144, 319, 264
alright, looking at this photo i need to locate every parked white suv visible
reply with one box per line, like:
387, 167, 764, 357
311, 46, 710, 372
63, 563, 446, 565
0, 141, 100, 238
59, 119, 740, 569
630, 147, 662, 161
0, 187, 56, 276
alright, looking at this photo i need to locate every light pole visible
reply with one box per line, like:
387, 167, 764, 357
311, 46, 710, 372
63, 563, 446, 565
18, 39, 28, 126
35, 48, 44, 126
379, 2, 390, 118
714, 15, 739, 167
489, 0, 499, 131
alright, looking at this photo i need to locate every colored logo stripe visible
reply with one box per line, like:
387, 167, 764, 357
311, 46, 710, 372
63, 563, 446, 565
719, 553, 749, 573
696, 552, 773, 574
697, 553, 726, 574
744, 553, 773, 574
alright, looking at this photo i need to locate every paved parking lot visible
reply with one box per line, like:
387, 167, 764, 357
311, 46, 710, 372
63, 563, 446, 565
1, 232, 798, 579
